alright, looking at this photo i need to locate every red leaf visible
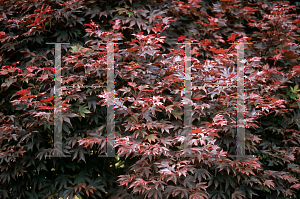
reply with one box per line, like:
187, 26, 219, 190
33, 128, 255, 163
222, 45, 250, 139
270, 53, 283, 61
193, 95, 206, 100
152, 26, 160, 33
192, 128, 204, 134
12, 61, 20, 66
74, 62, 84, 69
38, 106, 54, 110
293, 65, 300, 73
200, 39, 211, 45
18, 95, 36, 101
178, 35, 186, 42
17, 89, 30, 96
0, 31, 5, 37
41, 96, 54, 102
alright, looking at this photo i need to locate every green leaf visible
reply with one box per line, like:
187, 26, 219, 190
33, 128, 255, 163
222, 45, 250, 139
127, 11, 134, 17
290, 85, 300, 93
132, 115, 138, 122
171, 107, 183, 120
70, 44, 82, 53
146, 134, 158, 143
79, 106, 91, 118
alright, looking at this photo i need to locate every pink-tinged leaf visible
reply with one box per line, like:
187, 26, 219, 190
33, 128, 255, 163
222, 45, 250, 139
74, 183, 86, 193
189, 191, 209, 199
113, 19, 121, 29
270, 53, 283, 61
128, 82, 137, 87
39, 74, 48, 81
85, 185, 96, 197
0, 69, 8, 75
249, 57, 261, 62
263, 180, 275, 189
7, 67, 16, 73
291, 184, 300, 190
231, 190, 245, 199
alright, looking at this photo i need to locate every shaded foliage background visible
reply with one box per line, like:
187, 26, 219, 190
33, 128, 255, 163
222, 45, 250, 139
1, 0, 300, 198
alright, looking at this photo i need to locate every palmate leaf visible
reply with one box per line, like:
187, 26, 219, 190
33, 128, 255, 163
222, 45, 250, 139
0, 171, 12, 183
85, 185, 96, 197
41, 180, 56, 197
35, 161, 47, 175
172, 187, 189, 199
79, 105, 91, 118
32, 175, 48, 190
145, 187, 163, 199
55, 174, 73, 190
62, 187, 75, 199
66, 161, 80, 171
0, 189, 9, 199
2, 0, 300, 198
70, 146, 87, 163
231, 190, 245, 199
25, 191, 41, 199
171, 107, 183, 120
225, 176, 236, 191
194, 168, 211, 182
210, 190, 226, 199
74, 171, 91, 185
146, 134, 158, 143
1, 77, 16, 92
183, 176, 195, 189
89, 179, 106, 193
263, 179, 275, 189
87, 99, 97, 112
164, 185, 175, 199
189, 191, 209, 199
238, 185, 258, 198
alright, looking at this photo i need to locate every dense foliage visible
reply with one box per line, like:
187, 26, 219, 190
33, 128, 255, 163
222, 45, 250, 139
1, 0, 300, 198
